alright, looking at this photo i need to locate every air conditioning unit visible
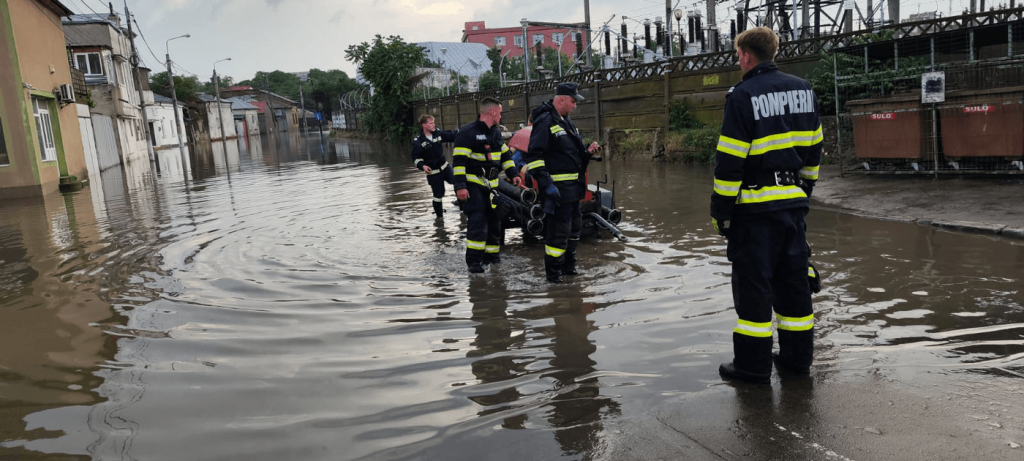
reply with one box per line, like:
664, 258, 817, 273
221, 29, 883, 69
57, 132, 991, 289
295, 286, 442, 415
58, 83, 76, 103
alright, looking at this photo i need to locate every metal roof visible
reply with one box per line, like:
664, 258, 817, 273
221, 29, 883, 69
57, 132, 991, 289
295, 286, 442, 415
418, 42, 491, 78
226, 97, 259, 111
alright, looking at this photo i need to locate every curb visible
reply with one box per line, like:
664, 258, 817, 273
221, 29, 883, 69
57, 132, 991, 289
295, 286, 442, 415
811, 204, 1024, 241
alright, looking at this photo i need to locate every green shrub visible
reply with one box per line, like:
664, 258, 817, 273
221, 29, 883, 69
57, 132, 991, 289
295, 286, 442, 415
616, 130, 657, 158
663, 124, 721, 164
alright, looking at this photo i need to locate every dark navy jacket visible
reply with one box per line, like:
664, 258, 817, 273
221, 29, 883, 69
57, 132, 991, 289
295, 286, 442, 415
452, 119, 516, 191
410, 129, 458, 171
711, 62, 823, 222
525, 101, 590, 203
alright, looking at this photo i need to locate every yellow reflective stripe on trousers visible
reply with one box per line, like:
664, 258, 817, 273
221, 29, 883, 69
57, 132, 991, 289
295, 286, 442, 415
776, 314, 814, 331
453, 147, 472, 157
528, 160, 545, 170
717, 135, 751, 158
466, 239, 486, 250
551, 173, 578, 182
737, 185, 807, 204
427, 162, 448, 175
545, 245, 566, 258
550, 125, 565, 134
749, 128, 823, 156
714, 178, 742, 197
734, 319, 773, 338
485, 245, 500, 254
432, 197, 443, 202
799, 164, 819, 180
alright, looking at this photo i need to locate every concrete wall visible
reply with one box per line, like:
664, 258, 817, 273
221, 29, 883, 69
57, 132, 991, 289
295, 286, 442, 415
1, 0, 88, 199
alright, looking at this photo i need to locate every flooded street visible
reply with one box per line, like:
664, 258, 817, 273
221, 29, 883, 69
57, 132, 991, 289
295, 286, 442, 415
1, 134, 1023, 460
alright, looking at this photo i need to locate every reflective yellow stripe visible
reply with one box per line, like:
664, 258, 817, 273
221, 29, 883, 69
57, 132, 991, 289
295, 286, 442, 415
485, 245, 500, 254
807, 266, 816, 277
734, 319, 773, 338
502, 160, 516, 170
545, 245, 566, 257
427, 162, 448, 175
469, 152, 488, 161
737, 185, 807, 204
453, 147, 472, 157
714, 178, 742, 197
432, 197, 443, 202
528, 160, 545, 170
776, 314, 814, 332
465, 174, 488, 187
749, 128, 823, 156
717, 135, 751, 158
799, 165, 819, 180
551, 173, 578, 182
500, 144, 510, 154
414, 158, 423, 165
550, 126, 565, 134
454, 166, 466, 175
466, 239, 486, 250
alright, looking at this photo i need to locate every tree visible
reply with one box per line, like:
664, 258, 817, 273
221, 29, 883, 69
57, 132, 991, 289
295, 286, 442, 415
150, 71, 202, 103
478, 71, 500, 91
239, 70, 301, 101
202, 75, 234, 94
345, 34, 424, 142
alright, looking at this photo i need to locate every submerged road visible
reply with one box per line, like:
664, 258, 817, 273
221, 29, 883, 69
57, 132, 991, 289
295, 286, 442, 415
0, 134, 1021, 460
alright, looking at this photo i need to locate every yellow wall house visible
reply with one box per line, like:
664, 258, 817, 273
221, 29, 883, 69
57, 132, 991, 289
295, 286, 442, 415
0, 0, 88, 199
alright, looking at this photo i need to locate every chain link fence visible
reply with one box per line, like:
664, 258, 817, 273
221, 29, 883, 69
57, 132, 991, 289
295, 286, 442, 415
833, 20, 1024, 175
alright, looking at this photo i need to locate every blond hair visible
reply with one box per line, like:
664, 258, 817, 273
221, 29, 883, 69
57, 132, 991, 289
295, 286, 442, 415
735, 27, 779, 63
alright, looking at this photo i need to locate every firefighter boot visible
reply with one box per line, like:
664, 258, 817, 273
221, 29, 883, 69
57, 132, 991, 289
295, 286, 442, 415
432, 200, 444, 216
544, 256, 563, 283
719, 362, 770, 384
562, 239, 579, 276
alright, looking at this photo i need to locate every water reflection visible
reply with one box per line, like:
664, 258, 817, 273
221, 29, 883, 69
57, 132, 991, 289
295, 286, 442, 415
0, 136, 1021, 460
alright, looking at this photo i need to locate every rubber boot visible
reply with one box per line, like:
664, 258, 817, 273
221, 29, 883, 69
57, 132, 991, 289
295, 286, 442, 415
432, 201, 444, 216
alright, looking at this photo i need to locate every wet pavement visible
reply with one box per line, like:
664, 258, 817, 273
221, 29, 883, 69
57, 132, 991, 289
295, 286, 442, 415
0, 134, 1022, 460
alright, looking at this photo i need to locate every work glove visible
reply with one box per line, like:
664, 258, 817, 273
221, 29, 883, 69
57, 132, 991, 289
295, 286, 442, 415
712, 218, 729, 237
808, 263, 821, 293
544, 184, 560, 202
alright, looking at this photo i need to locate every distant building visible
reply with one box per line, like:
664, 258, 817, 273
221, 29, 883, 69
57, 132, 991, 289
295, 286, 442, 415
227, 98, 261, 137
63, 12, 149, 168
418, 42, 490, 92
1, 0, 90, 198
219, 86, 299, 134
461, 21, 588, 59
196, 93, 238, 142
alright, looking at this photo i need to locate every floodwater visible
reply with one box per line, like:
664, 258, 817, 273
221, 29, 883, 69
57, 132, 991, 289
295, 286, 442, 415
1, 134, 1023, 460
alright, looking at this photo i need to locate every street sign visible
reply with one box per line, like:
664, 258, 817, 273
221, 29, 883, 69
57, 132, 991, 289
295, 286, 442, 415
922, 72, 945, 104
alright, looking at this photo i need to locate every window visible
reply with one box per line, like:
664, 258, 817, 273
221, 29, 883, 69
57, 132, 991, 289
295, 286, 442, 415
32, 98, 56, 161
0, 115, 8, 166
74, 52, 103, 76
513, 35, 524, 48
472, 26, 479, 31
494, 36, 506, 47
533, 34, 545, 45
572, 32, 582, 42
552, 32, 564, 44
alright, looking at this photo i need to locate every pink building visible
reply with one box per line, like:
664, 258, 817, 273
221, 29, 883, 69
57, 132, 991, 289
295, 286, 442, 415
461, 21, 589, 59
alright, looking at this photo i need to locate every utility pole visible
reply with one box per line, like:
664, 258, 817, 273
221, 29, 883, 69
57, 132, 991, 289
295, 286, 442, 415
584, 0, 593, 68
299, 76, 306, 133
124, 3, 156, 171
166, 34, 190, 177
522, 19, 531, 83
665, 0, 673, 58
213, 58, 230, 159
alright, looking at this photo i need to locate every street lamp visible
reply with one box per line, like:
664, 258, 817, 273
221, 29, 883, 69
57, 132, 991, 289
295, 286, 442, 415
165, 33, 190, 176
440, 47, 448, 96
674, 9, 684, 56
213, 57, 231, 156
498, 48, 512, 87
521, 18, 530, 83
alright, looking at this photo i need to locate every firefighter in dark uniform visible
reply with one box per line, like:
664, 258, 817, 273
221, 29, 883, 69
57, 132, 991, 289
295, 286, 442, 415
526, 83, 601, 283
711, 27, 823, 383
410, 114, 458, 217
454, 97, 522, 273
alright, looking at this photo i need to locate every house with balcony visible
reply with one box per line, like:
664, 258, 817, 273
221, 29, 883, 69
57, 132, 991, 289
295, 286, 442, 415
0, 0, 90, 199
62, 11, 147, 168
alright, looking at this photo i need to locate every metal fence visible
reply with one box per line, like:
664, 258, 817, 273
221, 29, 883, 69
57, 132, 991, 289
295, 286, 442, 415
834, 17, 1024, 175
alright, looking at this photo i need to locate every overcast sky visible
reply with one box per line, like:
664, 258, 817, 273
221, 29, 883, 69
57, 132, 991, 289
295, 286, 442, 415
64, 0, 962, 85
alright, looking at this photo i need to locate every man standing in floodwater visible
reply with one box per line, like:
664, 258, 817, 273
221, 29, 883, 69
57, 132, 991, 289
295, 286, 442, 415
710, 27, 823, 383
453, 97, 521, 273
526, 82, 601, 283
410, 115, 458, 217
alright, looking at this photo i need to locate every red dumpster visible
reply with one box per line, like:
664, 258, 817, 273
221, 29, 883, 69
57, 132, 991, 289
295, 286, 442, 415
938, 87, 1024, 160
847, 92, 931, 160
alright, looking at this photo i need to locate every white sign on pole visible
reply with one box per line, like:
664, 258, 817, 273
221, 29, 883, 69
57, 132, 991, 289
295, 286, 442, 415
922, 72, 945, 104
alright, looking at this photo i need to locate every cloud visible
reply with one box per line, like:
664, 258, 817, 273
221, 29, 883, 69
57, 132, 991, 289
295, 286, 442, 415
399, 0, 465, 16
329, 9, 345, 25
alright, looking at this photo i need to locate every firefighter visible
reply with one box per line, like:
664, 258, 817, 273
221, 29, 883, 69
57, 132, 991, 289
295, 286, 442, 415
711, 27, 823, 383
410, 114, 458, 217
454, 97, 522, 273
526, 83, 601, 283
